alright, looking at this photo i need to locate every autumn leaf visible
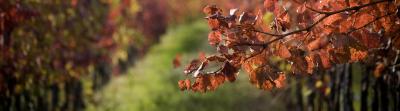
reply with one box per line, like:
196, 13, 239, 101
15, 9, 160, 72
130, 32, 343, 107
351, 29, 381, 49
324, 14, 344, 25
318, 50, 332, 69
221, 62, 239, 82
203, 5, 221, 16
306, 36, 329, 51
274, 73, 286, 88
184, 59, 201, 74
173, 54, 181, 68
349, 48, 367, 62
374, 63, 385, 78
207, 19, 220, 31
264, 0, 277, 12
275, 44, 291, 59
208, 31, 222, 46
354, 12, 374, 28
179, 2, 400, 93
178, 80, 185, 91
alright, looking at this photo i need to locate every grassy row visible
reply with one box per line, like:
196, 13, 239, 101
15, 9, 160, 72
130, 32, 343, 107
87, 21, 284, 111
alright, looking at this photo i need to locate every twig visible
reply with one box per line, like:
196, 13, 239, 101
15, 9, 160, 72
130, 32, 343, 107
347, 12, 395, 34
251, 0, 390, 45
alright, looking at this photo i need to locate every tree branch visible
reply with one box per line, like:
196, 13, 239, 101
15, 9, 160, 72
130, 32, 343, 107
251, 0, 391, 46
346, 11, 395, 34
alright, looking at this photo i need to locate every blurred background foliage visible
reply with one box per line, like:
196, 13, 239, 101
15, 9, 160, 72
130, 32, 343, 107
0, 0, 274, 110
87, 21, 285, 111
1, 0, 394, 111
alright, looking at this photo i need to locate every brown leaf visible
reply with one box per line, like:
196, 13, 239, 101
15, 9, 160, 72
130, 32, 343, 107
178, 80, 188, 91
339, 18, 353, 33
374, 63, 385, 78
318, 50, 332, 69
208, 31, 222, 46
173, 54, 181, 68
207, 55, 226, 62
207, 19, 220, 31
351, 29, 381, 49
264, 0, 277, 12
203, 5, 221, 15
305, 56, 315, 74
349, 48, 367, 62
354, 13, 374, 28
262, 80, 274, 90
324, 14, 344, 25
239, 12, 257, 25
307, 36, 329, 51
199, 52, 207, 62
221, 62, 239, 82
209, 73, 225, 90
217, 45, 229, 55
184, 79, 191, 90
274, 73, 286, 88
191, 75, 211, 92
184, 59, 201, 74
290, 56, 308, 74
275, 44, 291, 59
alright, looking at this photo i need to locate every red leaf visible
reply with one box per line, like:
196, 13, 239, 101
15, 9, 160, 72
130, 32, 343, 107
351, 29, 381, 49
209, 73, 225, 90
374, 63, 385, 78
207, 19, 220, 31
339, 18, 353, 33
274, 73, 286, 88
318, 50, 332, 69
178, 80, 187, 91
305, 56, 315, 74
324, 14, 344, 25
275, 44, 291, 59
208, 31, 222, 46
191, 75, 211, 92
350, 48, 367, 62
264, 0, 277, 12
203, 5, 221, 15
354, 13, 374, 28
307, 36, 329, 51
221, 62, 239, 82
172, 54, 181, 68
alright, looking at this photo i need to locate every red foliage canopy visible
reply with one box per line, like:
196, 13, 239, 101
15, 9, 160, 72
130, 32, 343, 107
177, 0, 400, 92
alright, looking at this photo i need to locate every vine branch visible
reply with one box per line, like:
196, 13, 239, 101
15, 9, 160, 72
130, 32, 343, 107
250, 0, 390, 46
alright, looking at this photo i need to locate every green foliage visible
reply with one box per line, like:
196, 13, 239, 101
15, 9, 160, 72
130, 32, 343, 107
89, 21, 285, 111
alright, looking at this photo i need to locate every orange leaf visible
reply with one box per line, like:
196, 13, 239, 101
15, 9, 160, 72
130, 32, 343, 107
276, 44, 291, 59
208, 31, 221, 46
354, 13, 374, 28
208, 19, 220, 31
339, 18, 353, 33
305, 56, 315, 74
191, 75, 211, 93
324, 14, 344, 25
274, 73, 286, 88
264, 0, 277, 12
350, 48, 367, 62
318, 50, 332, 69
203, 5, 220, 15
199, 52, 207, 62
307, 36, 329, 51
262, 80, 274, 90
374, 63, 385, 78
178, 80, 186, 91
222, 62, 239, 82
173, 54, 181, 68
